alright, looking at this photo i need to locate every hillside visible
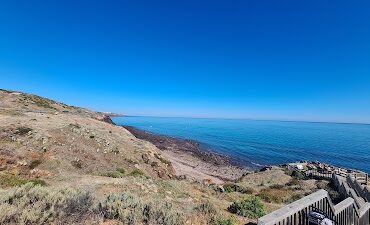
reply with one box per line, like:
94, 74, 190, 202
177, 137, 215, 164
0, 89, 324, 225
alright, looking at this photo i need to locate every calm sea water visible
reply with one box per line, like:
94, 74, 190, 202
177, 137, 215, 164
113, 117, 370, 173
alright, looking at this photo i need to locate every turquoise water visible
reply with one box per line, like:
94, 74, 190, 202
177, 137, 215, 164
113, 117, 370, 173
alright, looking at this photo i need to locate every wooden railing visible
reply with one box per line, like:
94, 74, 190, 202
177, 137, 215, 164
258, 190, 370, 225
258, 172, 370, 225
258, 190, 334, 225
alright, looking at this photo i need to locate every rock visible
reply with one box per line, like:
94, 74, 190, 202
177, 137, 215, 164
112, 148, 119, 154
151, 161, 159, 167
216, 185, 225, 193
0, 165, 7, 171
260, 166, 273, 172
142, 154, 150, 164
157, 169, 166, 178
202, 178, 214, 186
98, 115, 115, 125
71, 159, 82, 169
18, 161, 28, 166
177, 175, 187, 180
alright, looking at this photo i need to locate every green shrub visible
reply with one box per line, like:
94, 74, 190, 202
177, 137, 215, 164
0, 173, 28, 187
214, 216, 238, 225
224, 183, 253, 194
291, 170, 305, 180
0, 173, 45, 188
116, 167, 126, 174
129, 169, 146, 177
102, 171, 123, 178
0, 183, 92, 224
228, 195, 266, 218
101, 170, 125, 178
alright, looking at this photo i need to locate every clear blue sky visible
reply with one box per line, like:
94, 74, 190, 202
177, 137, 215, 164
0, 0, 369, 123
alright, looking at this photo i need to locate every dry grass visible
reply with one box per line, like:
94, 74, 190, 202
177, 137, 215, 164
258, 188, 293, 203
28, 95, 55, 109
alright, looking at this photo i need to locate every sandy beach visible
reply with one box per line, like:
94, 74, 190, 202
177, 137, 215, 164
123, 126, 250, 184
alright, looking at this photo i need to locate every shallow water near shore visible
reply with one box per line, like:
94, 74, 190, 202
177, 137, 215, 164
113, 116, 370, 173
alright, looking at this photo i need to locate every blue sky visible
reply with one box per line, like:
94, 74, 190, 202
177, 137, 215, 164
0, 0, 369, 123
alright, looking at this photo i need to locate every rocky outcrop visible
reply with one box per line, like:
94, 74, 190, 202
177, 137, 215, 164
97, 115, 115, 125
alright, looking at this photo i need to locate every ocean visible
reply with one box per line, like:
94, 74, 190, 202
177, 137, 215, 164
113, 116, 370, 173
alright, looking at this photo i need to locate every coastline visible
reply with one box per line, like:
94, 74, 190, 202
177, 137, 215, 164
123, 125, 250, 184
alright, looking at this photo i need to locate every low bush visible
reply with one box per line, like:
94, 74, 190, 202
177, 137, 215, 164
101, 169, 125, 178
258, 188, 287, 203
116, 167, 126, 174
29, 159, 42, 169
214, 216, 238, 225
223, 183, 253, 194
142, 201, 183, 225
0, 183, 187, 225
0, 173, 45, 188
195, 201, 217, 216
228, 195, 266, 219
287, 178, 300, 186
269, 184, 284, 189
290, 170, 305, 180
129, 169, 146, 177
98, 193, 142, 223
102, 171, 124, 178
99, 193, 184, 225
100, 168, 126, 178
195, 201, 218, 224
0, 183, 93, 224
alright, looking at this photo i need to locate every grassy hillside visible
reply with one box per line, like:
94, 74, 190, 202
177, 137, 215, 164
0, 89, 324, 225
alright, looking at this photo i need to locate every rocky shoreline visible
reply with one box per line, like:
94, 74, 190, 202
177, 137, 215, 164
123, 126, 250, 184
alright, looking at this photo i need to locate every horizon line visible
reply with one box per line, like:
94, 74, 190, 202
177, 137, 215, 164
118, 114, 370, 126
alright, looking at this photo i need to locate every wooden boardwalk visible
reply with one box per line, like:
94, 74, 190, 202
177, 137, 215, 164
258, 169, 370, 225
